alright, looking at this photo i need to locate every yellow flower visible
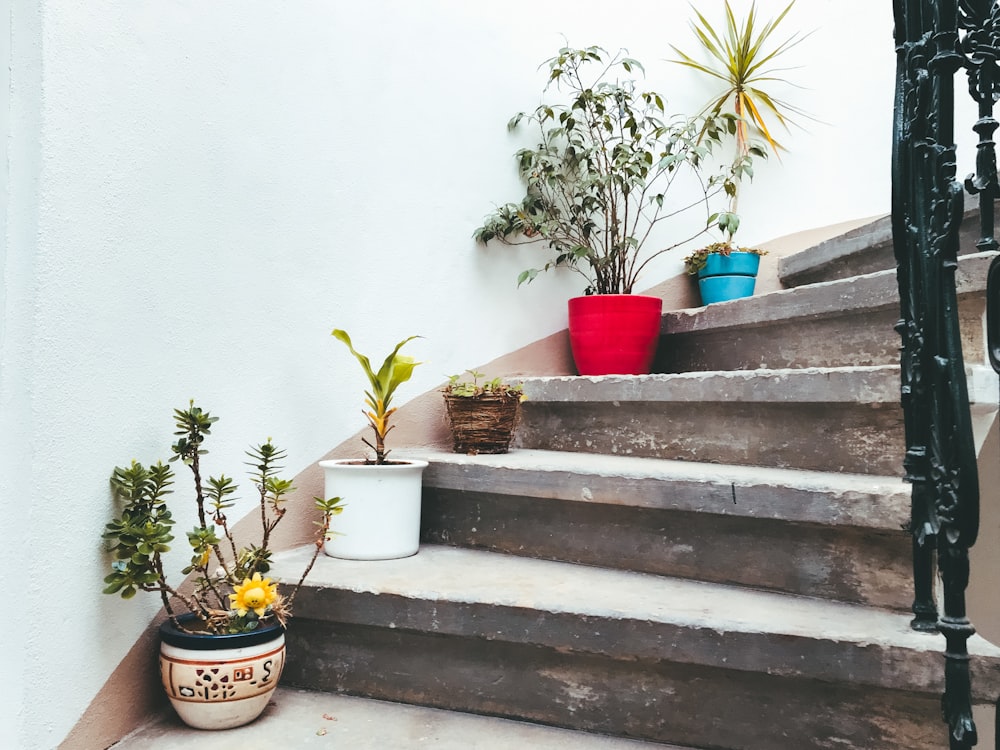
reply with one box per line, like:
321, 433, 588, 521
229, 572, 278, 617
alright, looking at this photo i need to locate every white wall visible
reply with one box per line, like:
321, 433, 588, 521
0, 1, 913, 746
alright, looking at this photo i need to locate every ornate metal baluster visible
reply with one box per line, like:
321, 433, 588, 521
961, 1, 1000, 258
894, 0, 941, 635
894, 2, 990, 748
958, 4, 1000, 746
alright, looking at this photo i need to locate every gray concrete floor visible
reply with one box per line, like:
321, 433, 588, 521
111, 687, 686, 749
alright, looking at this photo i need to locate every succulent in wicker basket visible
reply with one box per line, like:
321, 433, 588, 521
443, 370, 525, 455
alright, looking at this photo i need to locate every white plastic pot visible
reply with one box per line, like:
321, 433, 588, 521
319, 458, 428, 560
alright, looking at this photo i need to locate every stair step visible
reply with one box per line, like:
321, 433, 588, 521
415, 448, 913, 608
274, 545, 1000, 749
656, 250, 994, 373
110, 687, 677, 749
514, 365, 998, 475
777, 195, 982, 287
515, 365, 906, 475
778, 213, 894, 287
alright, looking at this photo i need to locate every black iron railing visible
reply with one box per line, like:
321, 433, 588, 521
892, 2, 1000, 747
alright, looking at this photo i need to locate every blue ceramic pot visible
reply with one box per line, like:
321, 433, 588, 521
697, 251, 761, 304
699, 251, 761, 278
698, 274, 758, 304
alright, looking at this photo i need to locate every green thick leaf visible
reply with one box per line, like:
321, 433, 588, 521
332, 329, 422, 461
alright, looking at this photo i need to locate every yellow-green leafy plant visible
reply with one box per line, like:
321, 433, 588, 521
332, 329, 422, 464
103, 401, 344, 635
671, 0, 810, 239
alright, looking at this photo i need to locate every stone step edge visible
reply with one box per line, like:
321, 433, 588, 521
509, 364, 998, 406
665, 250, 995, 336
778, 193, 982, 288
410, 448, 908, 531
274, 544, 1000, 700
777, 212, 892, 287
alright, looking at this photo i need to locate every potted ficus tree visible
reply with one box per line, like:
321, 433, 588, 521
672, 0, 809, 304
442, 370, 524, 455
320, 329, 427, 560
103, 402, 344, 730
474, 44, 739, 375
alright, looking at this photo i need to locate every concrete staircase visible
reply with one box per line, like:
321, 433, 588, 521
271, 214, 1000, 749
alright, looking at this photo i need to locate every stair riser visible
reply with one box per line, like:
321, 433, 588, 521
656, 293, 984, 373
516, 402, 906, 475
284, 584, 966, 692
283, 620, 946, 750
422, 489, 913, 609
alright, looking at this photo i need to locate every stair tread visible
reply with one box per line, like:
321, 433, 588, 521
512, 364, 998, 405
111, 687, 677, 749
777, 213, 892, 286
412, 448, 908, 529
777, 194, 982, 287
278, 544, 958, 646
276, 544, 1000, 698
518, 364, 902, 403
665, 249, 995, 332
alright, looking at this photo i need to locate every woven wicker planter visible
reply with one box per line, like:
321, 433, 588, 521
444, 391, 521, 454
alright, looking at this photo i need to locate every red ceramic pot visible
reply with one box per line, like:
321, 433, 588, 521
567, 294, 663, 375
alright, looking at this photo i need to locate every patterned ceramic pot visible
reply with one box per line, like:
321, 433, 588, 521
158, 614, 286, 730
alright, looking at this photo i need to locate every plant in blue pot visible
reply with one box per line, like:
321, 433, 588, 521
683, 237, 767, 305
672, 0, 810, 305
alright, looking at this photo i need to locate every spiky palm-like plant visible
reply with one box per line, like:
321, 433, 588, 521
671, 0, 810, 238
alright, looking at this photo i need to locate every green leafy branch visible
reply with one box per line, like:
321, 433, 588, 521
474, 44, 741, 294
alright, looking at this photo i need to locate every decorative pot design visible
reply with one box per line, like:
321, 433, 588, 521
697, 251, 761, 305
319, 458, 428, 560
443, 392, 521, 454
567, 294, 663, 376
158, 614, 285, 730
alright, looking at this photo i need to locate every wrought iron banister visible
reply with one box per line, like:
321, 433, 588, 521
892, 1, 998, 747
